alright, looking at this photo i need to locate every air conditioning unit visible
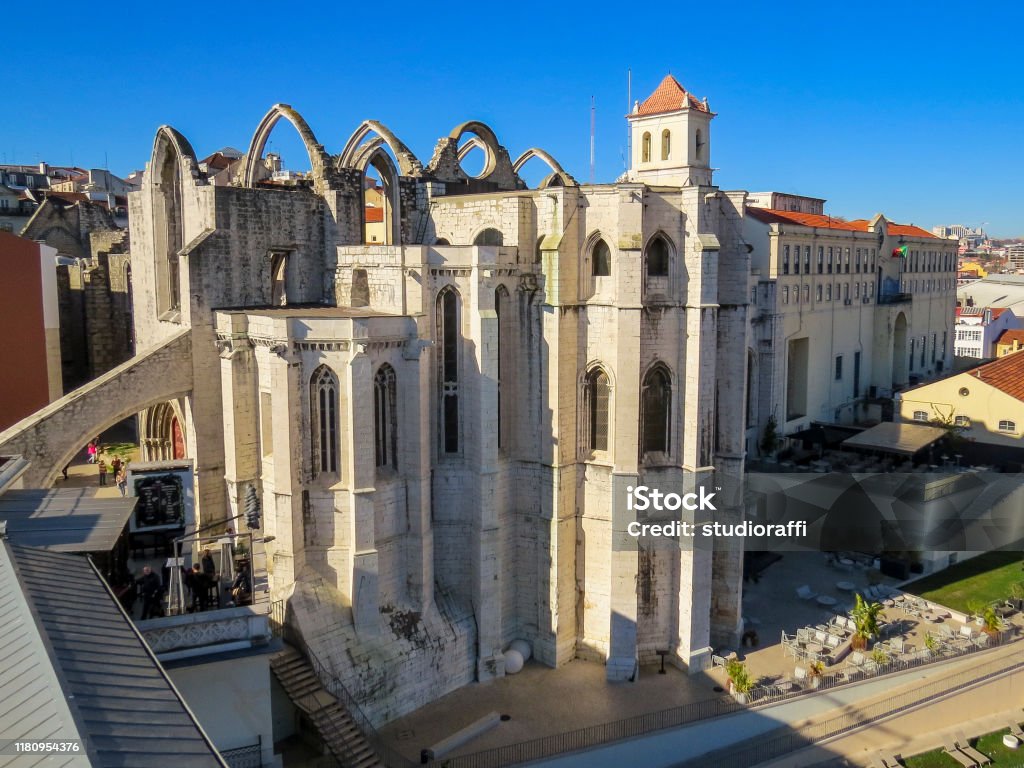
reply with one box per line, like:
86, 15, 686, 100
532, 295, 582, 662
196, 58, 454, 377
844, 298, 852, 305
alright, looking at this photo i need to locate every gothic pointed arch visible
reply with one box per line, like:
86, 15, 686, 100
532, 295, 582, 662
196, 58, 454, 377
374, 363, 398, 471
241, 104, 332, 188
337, 119, 424, 177
310, 364, 340, 477
150, 126, 198, 317
149, 125, 201, 185
436, 286, 462, 454
640, 362, 673, 457
581, 363, 612, 454
511, 147, 578, 188
643, 231, 675, 278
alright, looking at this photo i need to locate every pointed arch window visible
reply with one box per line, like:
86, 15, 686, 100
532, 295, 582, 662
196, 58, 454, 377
584, 367, 610, 453
437, 287, 461, 453
592, 238, 611, 277
661, 130, 671, 161
641, 132, 652, 163
646, 236, 670, 277
374, 364, 397, 470
311, 365, 339, 476
641, 365, 672, 456
495, 286, 514, 452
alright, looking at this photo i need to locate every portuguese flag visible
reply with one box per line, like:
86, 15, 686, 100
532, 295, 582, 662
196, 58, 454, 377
892, 245, 908, 259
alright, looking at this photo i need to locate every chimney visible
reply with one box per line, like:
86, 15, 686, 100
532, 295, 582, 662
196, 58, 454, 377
38, 161, 48, 175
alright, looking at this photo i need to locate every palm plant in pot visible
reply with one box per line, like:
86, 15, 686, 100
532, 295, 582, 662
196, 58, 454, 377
850, 593, 883, 651
982, 606, 1003, 640
807, 660, 825, 689
725, 659, 753, 702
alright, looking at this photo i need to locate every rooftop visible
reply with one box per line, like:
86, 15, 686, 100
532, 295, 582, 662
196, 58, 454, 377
746, 208, 936, 239
632, 74, 711, 116
996, 329, 1024, 346
0, 488, 137, 552
966, 348, 1024, 403
2, 542, 227, 767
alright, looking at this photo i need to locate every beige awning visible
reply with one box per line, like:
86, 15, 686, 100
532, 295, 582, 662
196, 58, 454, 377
841, 422, 947, 456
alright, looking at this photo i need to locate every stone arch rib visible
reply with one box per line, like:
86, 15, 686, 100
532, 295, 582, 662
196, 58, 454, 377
512, 148, 578, 188
241, 104, 332, 188
150, 125, 201, 185
338, 120, 424, 177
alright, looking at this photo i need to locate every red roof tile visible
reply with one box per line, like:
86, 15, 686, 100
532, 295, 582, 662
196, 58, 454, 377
747, 208, 938, 238
633, 75, 710, 116
970, 349, 1024, 403
997, 329, 1024, 346
364, 207, 384, 223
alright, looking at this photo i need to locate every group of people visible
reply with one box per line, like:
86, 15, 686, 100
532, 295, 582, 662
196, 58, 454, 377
117, 550, 254, 619
88, 439, 129, 495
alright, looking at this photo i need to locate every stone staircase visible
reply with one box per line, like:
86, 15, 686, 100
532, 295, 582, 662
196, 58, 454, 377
271, 646, 384, 768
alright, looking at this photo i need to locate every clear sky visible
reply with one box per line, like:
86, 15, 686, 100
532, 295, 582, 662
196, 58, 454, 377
4, 1, 1022, 236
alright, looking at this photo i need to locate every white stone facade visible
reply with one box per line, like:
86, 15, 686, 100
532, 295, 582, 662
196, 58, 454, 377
122, 89, 751, 723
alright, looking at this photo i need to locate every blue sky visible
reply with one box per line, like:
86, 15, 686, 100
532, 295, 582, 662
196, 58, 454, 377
5, 1, 1022, 236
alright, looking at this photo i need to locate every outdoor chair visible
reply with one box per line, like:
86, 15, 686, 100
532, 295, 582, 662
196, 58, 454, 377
794, 666, 808, 680
941, 739, 977, 768
850, 652, 865, 667
960, 625, 975, 639
955, 731, 992, 766
890, 637, 905, 653
973, 633, 990, 648
711, 654, 727, 668
815, 630, 828, 644
1009, 720, 1024, 740
826, 634, 840, 649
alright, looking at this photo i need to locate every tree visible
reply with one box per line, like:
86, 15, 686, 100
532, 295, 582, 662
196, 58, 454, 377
850, 593, 884, 650
760, 414, 780, 456
725, 659, 752, 695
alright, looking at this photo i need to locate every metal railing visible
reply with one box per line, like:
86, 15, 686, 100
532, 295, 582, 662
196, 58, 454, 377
220, 737, 262, 768
443, 629, 1015, 768
269, 598, 285, 638
677, 645, 1024, 768
282, 623, 416, 768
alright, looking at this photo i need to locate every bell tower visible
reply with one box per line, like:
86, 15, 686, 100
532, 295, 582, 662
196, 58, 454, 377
627, 74, 715, 187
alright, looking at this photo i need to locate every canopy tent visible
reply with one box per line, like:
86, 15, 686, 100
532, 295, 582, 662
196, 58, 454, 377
841, 422, 947, 456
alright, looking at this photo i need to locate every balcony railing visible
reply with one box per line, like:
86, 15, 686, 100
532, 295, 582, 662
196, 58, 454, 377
877, 292, 912, 304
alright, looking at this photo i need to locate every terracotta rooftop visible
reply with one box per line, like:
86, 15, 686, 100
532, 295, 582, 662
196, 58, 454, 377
969, 349, 1024, 403
365, 206, 384, 223
997, 329, 1024, 346
633, 74, 710, 116
747, 207, 937, 238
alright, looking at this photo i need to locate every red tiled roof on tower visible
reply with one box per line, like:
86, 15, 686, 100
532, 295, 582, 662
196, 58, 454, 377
634, 74, 710, 116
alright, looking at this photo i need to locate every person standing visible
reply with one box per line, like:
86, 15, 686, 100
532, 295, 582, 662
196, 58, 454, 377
110, 456, 123, 477
115, 467, 128, 496
98, 458, 108, 486
137, 566, 164, 619
87, 440, 98, 464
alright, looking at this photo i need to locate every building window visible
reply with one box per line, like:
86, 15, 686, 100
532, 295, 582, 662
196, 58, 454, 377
817, 246, 824, 274
495, 285, 514, 451
826, 284, 832, 301
843, 283, 849, 301
592, 238, 611, 276
803, 284, 810, 303
804, 246, 810, 273
641, 365, 672, 456
954, 415, 970, 427
827, 246, 834, 274
646, 235, 670, 277
437, 287, 461, 453
913, 410, 928, 422
783, 245, 790, 275
855, 248, 861, 273
844, 248, 851, 273
855, 282, 860, 299
641, 132, 652, 163
474, 228, 504, 246
374, 364, 397, 470
853, 351, 861, 397
999, 420, 1017, 433
584, 367, 610, 452
816, 284, 823, 301
661, 129, 671, 161
783, 286, 789, 304
835, 355, 843, 380
311, 365, 339, 476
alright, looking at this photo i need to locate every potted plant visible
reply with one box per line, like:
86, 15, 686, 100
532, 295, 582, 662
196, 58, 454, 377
924, 632, 939, 658
1010, 582, 1024, 611
725, 659, 753, 703
871, 647, 890, 667
967, 599, 985, 627
807, 660, 825, 689
982, 606, 1003, 640
850, 593, 883, 650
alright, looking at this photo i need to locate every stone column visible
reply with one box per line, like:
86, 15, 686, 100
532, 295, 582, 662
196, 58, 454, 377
349, 343, 379, 637
470, 274, 503, 680
402, 339, 433, 612
218, 330, 258, 524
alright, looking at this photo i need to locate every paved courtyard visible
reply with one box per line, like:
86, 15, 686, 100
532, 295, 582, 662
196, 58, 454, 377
379, 656, 722, 761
